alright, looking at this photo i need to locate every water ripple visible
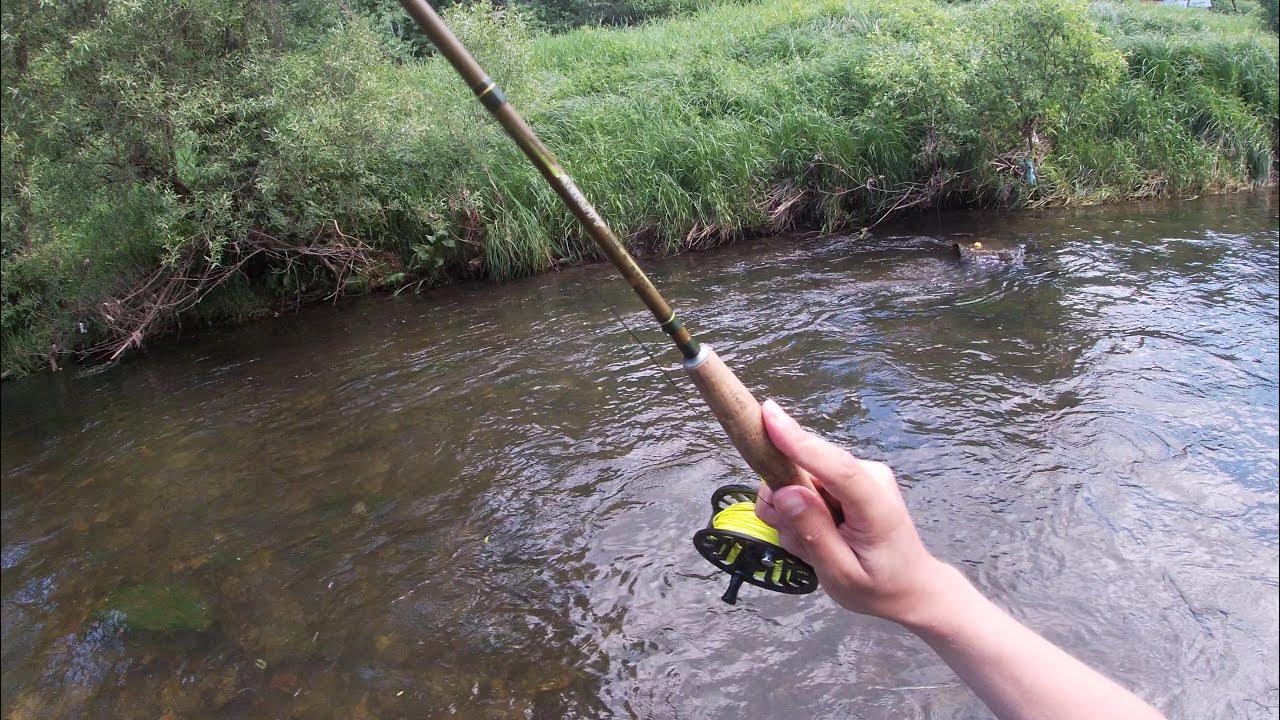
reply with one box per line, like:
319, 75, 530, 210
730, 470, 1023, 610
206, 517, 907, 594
1, 193, 1277, 719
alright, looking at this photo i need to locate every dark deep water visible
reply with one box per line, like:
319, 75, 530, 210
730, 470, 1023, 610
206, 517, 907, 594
2, 193, 1278, 719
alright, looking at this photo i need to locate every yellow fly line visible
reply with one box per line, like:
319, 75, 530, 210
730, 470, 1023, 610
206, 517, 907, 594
711, 501, 781, 548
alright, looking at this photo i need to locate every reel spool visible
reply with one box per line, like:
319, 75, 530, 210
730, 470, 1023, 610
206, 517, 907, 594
692, 484, 818, 604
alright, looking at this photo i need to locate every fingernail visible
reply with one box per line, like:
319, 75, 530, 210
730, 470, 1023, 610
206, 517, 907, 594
776, 489, 807, 519
762, 399, 794, 427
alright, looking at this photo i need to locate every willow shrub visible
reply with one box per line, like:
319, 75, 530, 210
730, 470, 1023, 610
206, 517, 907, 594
2, 0, 1277, 376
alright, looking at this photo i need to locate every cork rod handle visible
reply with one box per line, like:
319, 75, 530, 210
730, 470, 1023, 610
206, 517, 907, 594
683, 346, 815, 493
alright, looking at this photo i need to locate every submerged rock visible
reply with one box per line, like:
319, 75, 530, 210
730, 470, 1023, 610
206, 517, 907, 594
98, 583, 213, 633
952, 241, 1027, 266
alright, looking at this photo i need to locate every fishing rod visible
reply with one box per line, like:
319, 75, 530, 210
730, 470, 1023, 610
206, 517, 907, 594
397, 0, 824, 604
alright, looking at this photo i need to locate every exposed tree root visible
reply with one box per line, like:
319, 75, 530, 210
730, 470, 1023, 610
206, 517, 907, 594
81, 221, 374, 365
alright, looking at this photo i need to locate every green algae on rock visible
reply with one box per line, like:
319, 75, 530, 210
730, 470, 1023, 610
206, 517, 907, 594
98, 583, 213, 633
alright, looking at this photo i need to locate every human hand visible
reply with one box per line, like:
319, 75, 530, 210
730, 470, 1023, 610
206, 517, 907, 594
753, 401, 1166, 719
753, 400, 955, 625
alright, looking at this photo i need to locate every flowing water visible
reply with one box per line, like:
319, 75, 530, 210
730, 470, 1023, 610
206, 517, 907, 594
2, 194, 1277, 719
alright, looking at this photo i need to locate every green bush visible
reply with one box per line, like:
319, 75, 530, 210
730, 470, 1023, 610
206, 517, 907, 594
1255, 0, 1279, 32
1, 0, 1276, 377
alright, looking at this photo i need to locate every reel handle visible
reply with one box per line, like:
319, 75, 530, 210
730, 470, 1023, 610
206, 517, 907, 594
683, 346, 812, 493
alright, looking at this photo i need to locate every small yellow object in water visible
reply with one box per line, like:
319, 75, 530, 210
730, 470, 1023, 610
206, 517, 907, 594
973, 242, 983, 249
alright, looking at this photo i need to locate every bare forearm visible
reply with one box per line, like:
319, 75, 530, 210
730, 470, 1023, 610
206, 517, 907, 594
900, 564, 1164, 720
755, 404, 1164, 717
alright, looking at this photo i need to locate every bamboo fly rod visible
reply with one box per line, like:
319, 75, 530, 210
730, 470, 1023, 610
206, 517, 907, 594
394, 2, 838, 563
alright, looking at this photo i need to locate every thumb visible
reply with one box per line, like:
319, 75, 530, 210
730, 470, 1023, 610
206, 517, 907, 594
770, 485, 859, 574
762, 399, 896, 533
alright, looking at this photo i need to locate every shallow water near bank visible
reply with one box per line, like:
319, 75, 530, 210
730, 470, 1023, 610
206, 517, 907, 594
3, 194, 1278, 719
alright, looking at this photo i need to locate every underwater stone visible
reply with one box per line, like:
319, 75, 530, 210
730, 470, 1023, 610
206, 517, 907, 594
98, 583, 212, 633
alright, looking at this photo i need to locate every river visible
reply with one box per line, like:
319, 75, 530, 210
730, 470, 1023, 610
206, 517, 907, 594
2, 194, 1277, 719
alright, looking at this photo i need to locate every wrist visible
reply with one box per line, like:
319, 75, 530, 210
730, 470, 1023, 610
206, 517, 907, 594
890, 560, 989, 636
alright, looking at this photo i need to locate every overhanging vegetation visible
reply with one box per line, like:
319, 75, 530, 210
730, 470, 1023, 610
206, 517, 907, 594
1, 0, 1276, 376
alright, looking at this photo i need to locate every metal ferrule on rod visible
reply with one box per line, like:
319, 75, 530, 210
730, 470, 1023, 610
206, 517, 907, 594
470, 75, 508, 112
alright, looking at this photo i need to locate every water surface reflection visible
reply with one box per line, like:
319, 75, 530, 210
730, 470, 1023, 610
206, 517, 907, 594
3, 193, 1277, 718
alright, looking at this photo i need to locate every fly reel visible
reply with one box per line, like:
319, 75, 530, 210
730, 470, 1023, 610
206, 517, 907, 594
692, 484, 818, 604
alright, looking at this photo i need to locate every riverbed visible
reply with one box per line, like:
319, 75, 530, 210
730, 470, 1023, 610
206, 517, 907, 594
2, 194, 1277, 719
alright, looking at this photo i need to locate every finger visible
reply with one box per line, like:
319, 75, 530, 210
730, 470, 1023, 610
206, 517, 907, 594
761, 400, 903, 530
755, 482, 819, 559
769, 485, 860, 574
755, 484, 818, 562
754, 481, 782, 528
769, 526, 808, 565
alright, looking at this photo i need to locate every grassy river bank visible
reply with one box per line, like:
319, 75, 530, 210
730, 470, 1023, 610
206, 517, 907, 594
1, 0, 1276, 377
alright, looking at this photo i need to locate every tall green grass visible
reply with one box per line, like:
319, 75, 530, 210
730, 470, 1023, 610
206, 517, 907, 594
2, 0, 1276, 376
